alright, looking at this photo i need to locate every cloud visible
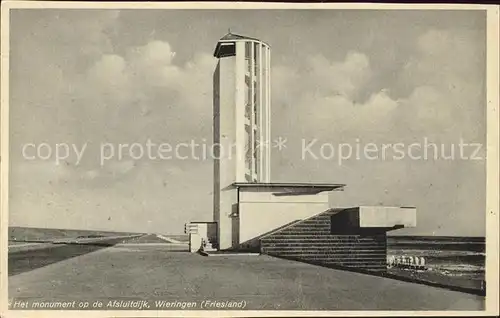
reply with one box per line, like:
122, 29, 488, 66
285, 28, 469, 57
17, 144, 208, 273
269, 28, 485, 236
273, 28, 485, 144
10, 10, 218, 214
11, 161, 72, 187
305, 51, 372, 100
396, 29, 485, 141
76, 40, 216, 146
131, 40, 177, 66
273, 50, 399, 143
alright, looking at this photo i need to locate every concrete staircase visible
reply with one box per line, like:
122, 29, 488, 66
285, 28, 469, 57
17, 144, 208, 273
260, 209, 388, 271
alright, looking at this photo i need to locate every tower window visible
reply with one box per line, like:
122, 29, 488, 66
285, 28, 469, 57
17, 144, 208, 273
245, 42, 251, 58
217, 43, 235, 58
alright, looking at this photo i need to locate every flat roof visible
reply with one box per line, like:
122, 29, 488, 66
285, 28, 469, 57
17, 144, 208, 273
219, 32, 263, 42
233, 182, 346, 190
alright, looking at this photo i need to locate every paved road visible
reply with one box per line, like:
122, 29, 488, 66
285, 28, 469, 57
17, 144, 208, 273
9, 243, 484, 310
9, 243, 117, 276
124, 233, 177, 243
8, 235, 141, 276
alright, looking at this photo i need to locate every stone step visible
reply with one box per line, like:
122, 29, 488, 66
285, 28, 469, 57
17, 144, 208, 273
202, 242, 218, 252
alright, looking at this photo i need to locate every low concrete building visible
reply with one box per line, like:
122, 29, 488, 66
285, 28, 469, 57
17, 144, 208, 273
234, 182, 344, 250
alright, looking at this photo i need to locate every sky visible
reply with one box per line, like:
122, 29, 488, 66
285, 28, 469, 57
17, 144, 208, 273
8, 9, 487, 236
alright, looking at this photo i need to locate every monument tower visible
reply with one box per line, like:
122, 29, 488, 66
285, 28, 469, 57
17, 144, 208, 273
185, 32, 415, 258
213, 32, 272, 249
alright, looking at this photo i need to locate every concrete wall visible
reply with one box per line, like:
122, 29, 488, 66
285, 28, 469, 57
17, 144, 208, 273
235, 41, 246, 183
264, 45, 271, 181
213, 53, 239, 250
340, 206, 417, 228
359, 206, 417, 228
237, 188, 329, 249
213, 62, 221, 224
257, 43, 271, 182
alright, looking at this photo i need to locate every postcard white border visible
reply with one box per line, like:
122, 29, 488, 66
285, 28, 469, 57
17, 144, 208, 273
1, 2, 498, 317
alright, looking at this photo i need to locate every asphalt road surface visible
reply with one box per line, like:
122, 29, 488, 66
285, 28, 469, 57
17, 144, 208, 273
8, 241, 484, 311
8, 235, 140, 276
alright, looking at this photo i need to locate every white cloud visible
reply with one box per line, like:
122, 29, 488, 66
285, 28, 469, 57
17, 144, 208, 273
79, 40, 216, 139
307, 51, 371, 100
273, 28, 484, 144
131, 40, 177, 66
20, 39, 217, 184
87, 54, 128, 87
273, 50, 399, 143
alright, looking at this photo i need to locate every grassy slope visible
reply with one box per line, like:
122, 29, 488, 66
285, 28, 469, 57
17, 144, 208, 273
8, 226, 143, 242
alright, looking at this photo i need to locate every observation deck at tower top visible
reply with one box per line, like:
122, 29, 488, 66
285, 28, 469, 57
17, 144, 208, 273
214, 32, 270, 57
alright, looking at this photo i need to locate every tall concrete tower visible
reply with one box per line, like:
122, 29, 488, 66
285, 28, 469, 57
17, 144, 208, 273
213, 32, 271, 249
